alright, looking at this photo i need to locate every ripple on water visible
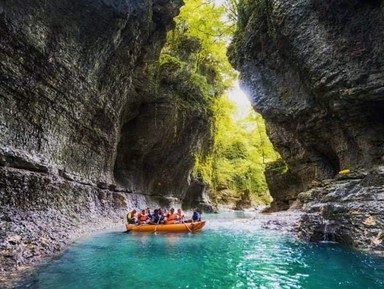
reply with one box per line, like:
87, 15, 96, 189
21, 213, 384, 289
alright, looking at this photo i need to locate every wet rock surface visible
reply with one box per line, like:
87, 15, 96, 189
297, 167, 384, 252
229, 0, 384, 251
0, 166, 149, 280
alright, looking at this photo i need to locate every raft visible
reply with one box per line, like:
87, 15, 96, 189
126, 221, 206, 233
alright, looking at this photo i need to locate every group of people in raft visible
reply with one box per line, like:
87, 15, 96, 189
127, 207, 201, 225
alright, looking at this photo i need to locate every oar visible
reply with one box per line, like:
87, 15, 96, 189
182, 220, 192, 233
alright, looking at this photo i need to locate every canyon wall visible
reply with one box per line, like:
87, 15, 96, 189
229, 0, 384, 251
0, 0, 215, 274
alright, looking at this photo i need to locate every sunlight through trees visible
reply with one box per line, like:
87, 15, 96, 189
163, 0, 279, 206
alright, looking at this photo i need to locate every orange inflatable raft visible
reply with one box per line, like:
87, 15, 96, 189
126, 221, 206, 233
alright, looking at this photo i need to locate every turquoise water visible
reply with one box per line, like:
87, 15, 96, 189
25, 212, 384, 289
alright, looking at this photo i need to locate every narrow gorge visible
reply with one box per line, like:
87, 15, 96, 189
1, 0, 384, 284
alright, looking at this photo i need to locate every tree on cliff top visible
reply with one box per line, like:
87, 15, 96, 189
163, 0, 236, 94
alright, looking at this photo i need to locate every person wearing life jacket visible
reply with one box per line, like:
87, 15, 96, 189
158, 208, 165, 224
166, 208, 178, 224
161, 208, 168, 223
137, 209, 149, 224
127, 209, 137, 224
151, 209, 159, 224
176, 208, 184, 223
191, 208, 201, 223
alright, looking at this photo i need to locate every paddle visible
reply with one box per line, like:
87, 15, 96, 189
182, 220, 192, 233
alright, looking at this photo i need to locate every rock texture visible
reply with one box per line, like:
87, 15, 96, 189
183, 179, 215, 213
229, 0, 384, 251
264, 159, 303, 211
0, 0, 215, 277
298, 167, 384, 252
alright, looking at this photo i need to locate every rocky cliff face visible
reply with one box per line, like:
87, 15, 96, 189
229, 0, 384, 251
0, 0, 216, 275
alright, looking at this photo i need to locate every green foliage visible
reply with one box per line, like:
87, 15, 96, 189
163, 0, 236, 94
156, 53, 214, 114
265, 158, 288, 175
228, 0, 277, 70
194, 95, 280, 205
156, 0, 279, 206
149, 0, 240, 115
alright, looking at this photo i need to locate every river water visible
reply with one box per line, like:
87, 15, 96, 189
23, 212, 384, 289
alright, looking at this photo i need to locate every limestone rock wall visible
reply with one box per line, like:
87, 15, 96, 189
264, 160, 303, 211
0, 0, 218, 274
0, 0, 182, 186
229, 0, 384, 250
230, 0, 384, 186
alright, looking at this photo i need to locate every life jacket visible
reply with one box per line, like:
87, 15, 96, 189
139, 213, 148, 222
166, 213, 178, 224
127, 211, 136, 221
